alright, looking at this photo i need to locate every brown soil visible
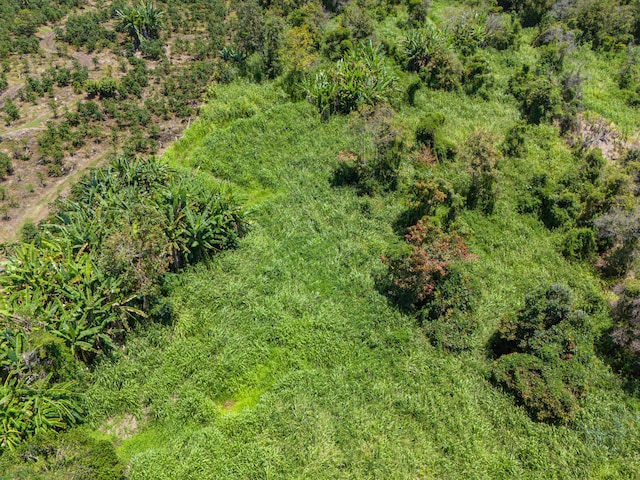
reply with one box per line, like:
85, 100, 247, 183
573, 113, 640, 161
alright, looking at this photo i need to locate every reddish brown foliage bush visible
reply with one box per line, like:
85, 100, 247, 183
383, 218, 476, 310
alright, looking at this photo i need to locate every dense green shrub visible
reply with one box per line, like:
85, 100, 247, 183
573, 0, 634, 50
406, 0, 430, 26
62, 12, 115, 52
3, 98, 20, 124
334, 104, 405, 193
322, 27, 353, 60
502, 121, 528, 157
562, 227, 597, 261
415, 112, 445, 149
0, 429, 125, 479
419, 266, 478, 351
485, 13, 521, 50
86, 77, 120, 99
492, 352, 582, 423
463, 53, 494, 98
449, 11, 487, 57
497, 0, 554, 27
519, 173, 581, 229
594, 207, 639, 277
341, 3, 374, 40
305, 41, 396, 116
140, 38, 164, 60
491, 284, 594, 423
71, 63, 89, 94
0, 152, 13, 179
509, 65, 563, 124
407, 174, 450, 219
0, 72, 7, 94
421, 45, 463, 91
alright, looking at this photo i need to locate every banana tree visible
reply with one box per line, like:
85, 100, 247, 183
117, 2, 164, 51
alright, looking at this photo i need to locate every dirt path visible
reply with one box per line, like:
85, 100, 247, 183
39, 27, 94, 69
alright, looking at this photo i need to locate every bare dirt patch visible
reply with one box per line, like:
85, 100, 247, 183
573, 113, 640, 161
100, 414, 139, 440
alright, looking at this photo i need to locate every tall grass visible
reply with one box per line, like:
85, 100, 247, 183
82, 82, 640, 479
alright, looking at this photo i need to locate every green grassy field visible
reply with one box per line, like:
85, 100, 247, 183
82, 82, 640, 478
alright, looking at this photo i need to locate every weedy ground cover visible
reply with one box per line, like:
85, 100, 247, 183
81, 82, 640, 479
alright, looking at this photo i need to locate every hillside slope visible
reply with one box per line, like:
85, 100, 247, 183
81, 83, 640, 479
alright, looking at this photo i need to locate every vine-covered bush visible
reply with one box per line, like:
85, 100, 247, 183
382, 217, 477, 350
491, 284, 594, 423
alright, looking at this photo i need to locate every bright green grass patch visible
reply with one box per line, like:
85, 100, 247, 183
573, 46, 640, 138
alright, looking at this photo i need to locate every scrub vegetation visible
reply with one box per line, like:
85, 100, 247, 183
1, 0, 640, 477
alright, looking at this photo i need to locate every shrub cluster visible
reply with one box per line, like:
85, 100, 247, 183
491, 284, 594, 423
305, 41, 397, 117
334, 104, 405, 193
383, 217, 477, 350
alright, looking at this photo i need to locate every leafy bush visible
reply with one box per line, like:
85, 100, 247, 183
502, 121, 528, 157
3, 98, 20, 124
0, 72, 7, 94
383, 218, 475, 311
62, 12, 115, 52
305, 41, 396, 117
321, 27, 353, 61
463, 53, 494, 98
491, 284, 594, 423
341, 3, 374, 40
497, 0, 554, 27
562, 227, 597, 261
407, 0, 430, 26
85, 77, 119, 99
415, 112, 445, 149
573, 0, 634, 50
449, 11, 487, 57
333, 104, 405, 193
420, 45, 462, 91
0, 152, 13, 179
509, 65, 563, 124
519, 173, 581, 229
594, 207, 639, 277
485, 13, 521, 50
419, 266, 478, 351
492, 352, 581, 423
0, 429, 125, 479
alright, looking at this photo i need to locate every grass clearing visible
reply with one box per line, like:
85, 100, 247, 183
82, 83, 640, 478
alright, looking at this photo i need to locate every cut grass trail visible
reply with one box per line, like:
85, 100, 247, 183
85, 82, 640, 479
